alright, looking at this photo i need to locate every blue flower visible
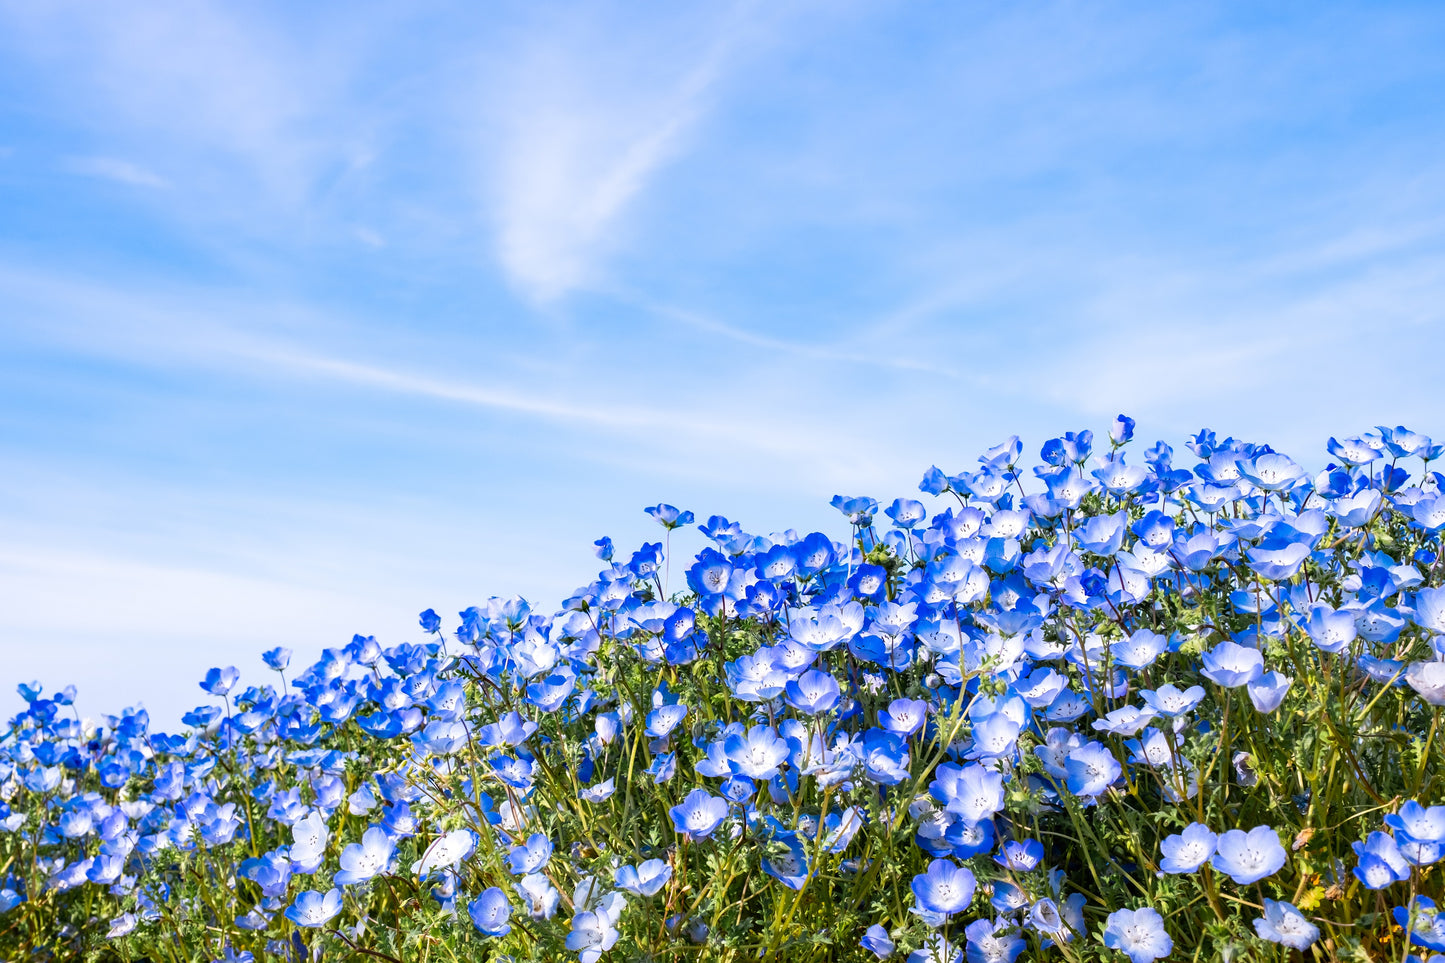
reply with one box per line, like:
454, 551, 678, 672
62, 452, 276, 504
1102, 906, 1172, 963
1199, 640, 1264, 688
722, 725, 790, 780
467, 886, 512, 937
784, 669, 841, 715
1211, 825, 1287, 884
566, 910, 621, 963
283, 888, 342, 928
1246, 671, 1292, 714
579, 778, 616, 803
1138, 684, 1204, 718
861, 923, 895, 958
669, 788, 728, 840
963, 918, 1025, 963
910, 858, 976, 916
762, 836, 811, 890
1064, 742, 1120, 798
645, 704, 689, 739
200, 666, 240, 696
1352, 831, 1411, 888
1158, 823, 1216, 874
615, 858, 672, 897
879, 697, 929, 737
334, 826, 395, 886
645, 504, 694, 530
506, 833, 553, 875
262, 647, 292, 672
1387, 801, 1445, 844
1253, 899, 1318, 950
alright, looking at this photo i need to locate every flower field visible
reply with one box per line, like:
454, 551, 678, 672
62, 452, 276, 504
5, 419, 1445, 962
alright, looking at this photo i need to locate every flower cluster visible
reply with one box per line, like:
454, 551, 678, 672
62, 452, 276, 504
3, 419, 1445, 962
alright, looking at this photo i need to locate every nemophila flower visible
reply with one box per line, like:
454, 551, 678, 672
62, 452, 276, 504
412, 829, 476, 879
567, 910, 621, 963
1138, 683, 1204, 717
1352, 831, 1411, 888
645, 703, 689, 739
333, 826, 395, 886
963, 917, 1026, 963
1065, 742, 1121, 798
1091, 705, 1155, 737
1406, 662, 1445, 706
468, 887, 512, 937
1247, 670, 1293, 713
519, 872, 561, 919
785, 669, 842, 715
1253, 898, 1318, 949
506, 833, 553, 875
1199, 639, 1264, 688
763, 836, 811, 890
646, 504, 694, 530
1111, 630, 1166, 670
1395, 896, 1445, 953
861, 923, 895, 958
1159, 823, 1217, 874
1103, 907, 1172, 963
647, 752, 677, 783
284, 888, 342, 928
994, 839, 1044, 872
723, 725, 790, 780
912, 858, 977, 916
932, 763, 1005, 825
288, 810, 329, 874
1388, 801, 1445, 843
1211, 826, 1287, 884
262, 647, 292, 672
880, 697, 928, 736
670, 788, 728, 840
615, 859, 671, 897
579, 778, 615, 803
200, 666, 240, 697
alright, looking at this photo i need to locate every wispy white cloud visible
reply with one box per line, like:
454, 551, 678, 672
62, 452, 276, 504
63, 155, 169, 189
484, 3, 765, 301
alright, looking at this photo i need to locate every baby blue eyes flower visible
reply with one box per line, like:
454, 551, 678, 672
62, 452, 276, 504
1211, 825, 1287, 885
579, 778, 616, 803
200, 666, 240, 696
911, 858, 977, 916
645, 704, 689, 739
261, 647, 292, 672
615, 859, 672, 897
669, 788, 728, 840
1246, 671, 1293, 713
1064, 742, 1121, 798
1352, 831, 1411, 888
861, 923, 895, 958
784, 670, 841, 715
566, 910, 621, 963
1395, 896, 1445, 953
1138, 683, 1205, 718
1110, 630, 1166, 670
879, 698, 928, 737
1387, 801, 1445, 844
283, 888, 342, 928
645, 504, 694, 530
1158, 823, 1217, 874
334, 826, 396, 886
1199, 640, 1265, 688
506, 833, 554, 875
1102, 906, 1172, 963
1253, 899, 1318, 950
467, 886, 512, 937
723, 725, 790, 780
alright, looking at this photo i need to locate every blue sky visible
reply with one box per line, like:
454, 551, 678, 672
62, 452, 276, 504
3, 1, 1445, 725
